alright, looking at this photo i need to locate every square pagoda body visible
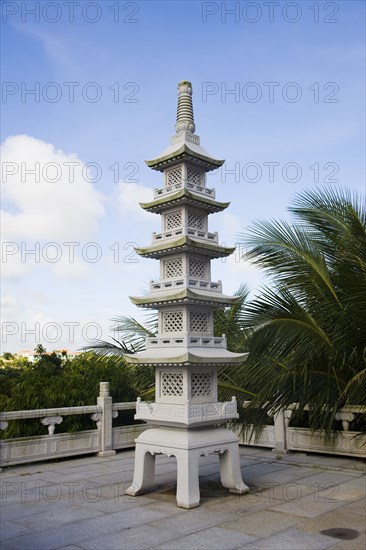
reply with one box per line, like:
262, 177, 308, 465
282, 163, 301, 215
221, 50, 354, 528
125, 81, 249, 508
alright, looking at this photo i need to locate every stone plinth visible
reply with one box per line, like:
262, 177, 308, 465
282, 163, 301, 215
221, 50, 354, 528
126, 427, 248, 509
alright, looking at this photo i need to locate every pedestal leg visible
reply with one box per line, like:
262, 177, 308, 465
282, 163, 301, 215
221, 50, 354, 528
125, 444, 156, 496
219, 445, 249, 495
176, 450, 200, 509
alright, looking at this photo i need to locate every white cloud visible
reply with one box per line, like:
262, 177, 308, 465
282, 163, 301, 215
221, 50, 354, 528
212, 253, 264, 299
1, 296, 22, 321
215, 211, 243, 245
115, 181, 158, 254
1, 134, 104, 241
1, 135, 105, 279
49, 254, 91, 280
0, 248, 33, 280
116, 180, 155, 224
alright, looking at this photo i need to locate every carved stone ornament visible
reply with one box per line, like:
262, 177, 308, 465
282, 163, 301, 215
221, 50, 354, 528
41, 416, 63, 435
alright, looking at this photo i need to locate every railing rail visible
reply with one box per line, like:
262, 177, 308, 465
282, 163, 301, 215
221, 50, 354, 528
0, 405, 101, 421
1, 386, 365, 468
239, 402, 366, 457
0, 382, 146, 469
112, 403, 137, 411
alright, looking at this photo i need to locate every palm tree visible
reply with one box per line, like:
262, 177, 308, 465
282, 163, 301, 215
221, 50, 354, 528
232, 186, 366, 434
34, 344, 47, 357
87, 186, 366, 434
87, 313, 158, 397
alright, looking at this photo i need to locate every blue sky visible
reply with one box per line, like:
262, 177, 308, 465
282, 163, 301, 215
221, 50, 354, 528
1, 0, 365, 353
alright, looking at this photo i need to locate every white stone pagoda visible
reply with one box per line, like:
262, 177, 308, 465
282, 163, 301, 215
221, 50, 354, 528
125, 81, 249, 508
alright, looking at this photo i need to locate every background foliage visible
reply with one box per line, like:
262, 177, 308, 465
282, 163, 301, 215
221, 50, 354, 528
0, 351, 141, 438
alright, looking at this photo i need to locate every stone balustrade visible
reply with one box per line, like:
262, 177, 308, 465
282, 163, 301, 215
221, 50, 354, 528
238, 402, 366, 458
1, 387, 365, 468
149, 278, 222, 294
135, 397, 238, 427
146, 334, 227, 349
152, 228, 218, 243
153, 181, 215, 199
0, 382, 146, 469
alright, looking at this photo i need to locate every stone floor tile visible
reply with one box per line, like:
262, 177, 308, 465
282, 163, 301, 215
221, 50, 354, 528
79, 524, 178, 550
243, 446, 276, 454
75, 472, 132, 486
1, 447, 365, 550
2, 506, 173, 549
204, 494, 284, 515
271, 492, 352, 518
221, 509, 304, 537
337, 465, 366, 475
277, 452, 313, 462
154, 526, 256, 549
0, 501, 55, 522
0, 520, 31, 540
336, 498, 365, 516
12, 504, 106, 531
257, 480, 321, 504
325, 532, 366, 549
154, 462, 178, 475
244, 527, 340, 549
317, 480, 366, 504
238, 462, 291, 480
280, 454, 359, 469
0, 540, 27, 550
140, 500, 191, 516
149, 506, 234, 538
298, 471, 363, 489
261, 463, 322, 475
295, 508, 366, 537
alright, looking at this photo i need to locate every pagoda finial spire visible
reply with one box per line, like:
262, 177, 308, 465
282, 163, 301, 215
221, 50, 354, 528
175, 80, 196, 134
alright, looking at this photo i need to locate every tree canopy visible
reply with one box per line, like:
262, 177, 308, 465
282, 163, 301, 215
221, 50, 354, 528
230, 187, 366, 434
0, 351, 140, 438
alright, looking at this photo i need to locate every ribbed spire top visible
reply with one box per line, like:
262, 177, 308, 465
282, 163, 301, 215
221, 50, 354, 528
175, 80, 196, 134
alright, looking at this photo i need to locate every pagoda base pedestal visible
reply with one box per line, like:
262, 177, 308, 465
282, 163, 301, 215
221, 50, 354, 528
125, 426, 249, 509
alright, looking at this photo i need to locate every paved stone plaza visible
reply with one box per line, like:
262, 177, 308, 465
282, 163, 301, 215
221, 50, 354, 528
1, 446, 365, 549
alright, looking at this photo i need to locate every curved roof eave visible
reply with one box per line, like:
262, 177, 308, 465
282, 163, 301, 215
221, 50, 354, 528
139, 189, 230, 213
124, 348, 249, 366
135, 236, 235, 259
145, 144, 224, 172
129, 288, 241, 308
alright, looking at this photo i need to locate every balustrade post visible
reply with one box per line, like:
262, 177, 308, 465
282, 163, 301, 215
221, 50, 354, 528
0, 421, 8, 472
41, 416, 63, 435
335, 411, 354, 431
97, 381, 116, 457
272, 409, 292, 455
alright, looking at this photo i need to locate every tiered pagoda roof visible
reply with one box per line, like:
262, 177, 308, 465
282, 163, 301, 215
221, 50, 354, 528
124, 80, 248, 368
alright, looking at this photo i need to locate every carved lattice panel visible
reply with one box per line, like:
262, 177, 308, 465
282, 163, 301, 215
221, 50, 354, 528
161, 372, 183, 396
189, 257, 207, 278
187, 166, 202, 185
166, 166, 182, 186
191, 372, 212, 397
187, 209, 204, 229
163, 311, 183, 332
190, 311, 209, 332
165, 210, 182, 230
164, 258, 183, 279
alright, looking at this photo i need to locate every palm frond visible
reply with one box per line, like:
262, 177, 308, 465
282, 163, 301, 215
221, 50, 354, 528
236, 186, 366, 435
82, 337, 135, 356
